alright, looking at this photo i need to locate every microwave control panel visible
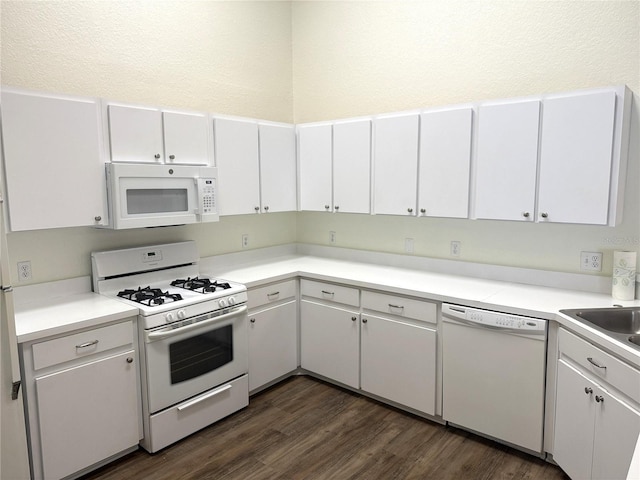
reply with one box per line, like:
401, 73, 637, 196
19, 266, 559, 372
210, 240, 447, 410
198, 178, 216, 214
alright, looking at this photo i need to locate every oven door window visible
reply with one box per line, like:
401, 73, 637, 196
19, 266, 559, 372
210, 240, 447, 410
169, 324, 233, 384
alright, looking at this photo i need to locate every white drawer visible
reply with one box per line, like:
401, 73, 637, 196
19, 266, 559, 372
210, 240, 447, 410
147, 374, 248, 452
300, 279, 359, 307
559, 328, 640, 404
32, 321, 134, 371
362, 290, 437, 324
248, 279, 297, 310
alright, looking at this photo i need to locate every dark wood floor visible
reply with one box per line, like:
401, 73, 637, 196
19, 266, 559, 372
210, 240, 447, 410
82, 376, 569, 480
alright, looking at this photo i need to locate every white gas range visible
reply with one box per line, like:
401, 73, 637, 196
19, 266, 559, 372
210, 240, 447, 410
92, 241, 249, 453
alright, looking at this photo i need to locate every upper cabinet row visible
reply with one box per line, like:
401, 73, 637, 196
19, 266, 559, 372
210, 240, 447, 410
0, 85, 633, 231
298, 85, 632, 226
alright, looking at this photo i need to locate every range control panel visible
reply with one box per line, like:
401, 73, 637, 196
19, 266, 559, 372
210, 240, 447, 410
444, 304, 546, 332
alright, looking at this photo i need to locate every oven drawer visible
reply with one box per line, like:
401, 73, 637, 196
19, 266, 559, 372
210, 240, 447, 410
558, 328, 640, 404
362, 291, 437, 324
301, 279, 359, 307
248, 279, 297, 310
146, 374, 249, 453
32, 321, 134, 371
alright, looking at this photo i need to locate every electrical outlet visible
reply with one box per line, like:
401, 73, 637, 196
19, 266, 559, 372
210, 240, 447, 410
330, 231, 336, 244
580, 251, 602, 271
404, 238, 414, 253
241, 234, 249, 249
450, 241, 461, 257
18, 261, 32, 282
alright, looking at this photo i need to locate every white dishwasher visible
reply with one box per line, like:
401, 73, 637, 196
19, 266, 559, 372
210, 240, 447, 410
442, 303, 547, 454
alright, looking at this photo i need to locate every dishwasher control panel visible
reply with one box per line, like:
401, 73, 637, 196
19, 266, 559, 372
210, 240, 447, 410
443, 304, 546, 332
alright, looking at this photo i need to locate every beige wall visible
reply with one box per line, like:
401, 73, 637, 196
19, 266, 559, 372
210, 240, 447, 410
1, 0, 639, 283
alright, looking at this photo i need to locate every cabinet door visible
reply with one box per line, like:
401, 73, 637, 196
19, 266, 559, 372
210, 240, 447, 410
163, 111, 210, 165
373, 113, 419, 215
1, 90, 108, 230
259, 123, 297, 213
300, 300, 359, 388
108, 104, 164, 163
298, 123, 332, 212
591, 387, 640, 480
214, 117, 260, 215
553, 360, 596, 480
419, 107, 472, 218
537, 91, 616, 225
474, 100, 540, 221
248, 301, 298, 392
333, 119, 371, 214
361, 313, 436, 415
35, 351, 139, 480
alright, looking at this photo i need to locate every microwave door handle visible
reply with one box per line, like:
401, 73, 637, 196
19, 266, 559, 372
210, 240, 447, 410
195, 177, 203, 216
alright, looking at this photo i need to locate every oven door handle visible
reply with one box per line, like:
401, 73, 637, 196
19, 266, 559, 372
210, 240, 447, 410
147, 305, 247, 341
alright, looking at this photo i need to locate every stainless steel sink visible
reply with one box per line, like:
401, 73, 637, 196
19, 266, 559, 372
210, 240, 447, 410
560, 307, 640, 351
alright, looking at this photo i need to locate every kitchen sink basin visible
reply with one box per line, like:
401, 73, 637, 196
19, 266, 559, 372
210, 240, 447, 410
560, 307, 640, 351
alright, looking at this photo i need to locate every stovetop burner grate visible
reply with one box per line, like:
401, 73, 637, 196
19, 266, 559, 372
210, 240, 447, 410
170, 277, 232, 294
117, 287, 184, 307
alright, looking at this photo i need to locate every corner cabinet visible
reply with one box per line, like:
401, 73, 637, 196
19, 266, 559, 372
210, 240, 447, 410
553, 328, 640, 480
247, 279, 298, 393
20, 319, 140, 480
0, 88, 108, 230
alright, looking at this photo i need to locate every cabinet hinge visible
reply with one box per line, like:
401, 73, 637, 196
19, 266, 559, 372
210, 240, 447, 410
11, 381, 21, 400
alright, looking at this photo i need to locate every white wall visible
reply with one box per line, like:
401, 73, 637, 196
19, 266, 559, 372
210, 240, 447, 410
292, 0, 640, 275
1, 0, 639, 283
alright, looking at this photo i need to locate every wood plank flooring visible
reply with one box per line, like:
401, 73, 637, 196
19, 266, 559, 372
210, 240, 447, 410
82, 376, 569, 480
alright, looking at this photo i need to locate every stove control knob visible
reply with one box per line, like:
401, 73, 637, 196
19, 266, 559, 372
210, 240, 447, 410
228, 296, 236, 306
166, 312, 175, 323
218, 298, 228, 308
177, 309, 186, 320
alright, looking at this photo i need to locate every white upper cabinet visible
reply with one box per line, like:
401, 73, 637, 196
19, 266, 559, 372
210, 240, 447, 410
537, 90, 616, 225
258, 123, 297, 213
373, 113, 420, 216
418, 107, 473, 218
473, 100, 540, 221
1, 89, 108, 231
107, 103, 210, 165
333, 119, 371, 214
298, 123, 333, 212
214, 117, 260, 216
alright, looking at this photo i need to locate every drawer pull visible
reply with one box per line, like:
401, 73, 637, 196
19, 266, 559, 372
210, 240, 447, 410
587, 357, 607, 370
595, 395, 605, 403
267, 291, 280, 299
321, 290, 335, 297
584, 387, 593, 395
388, 303, 405, 311
177, 384, 232, 411
76, 340, 99, 349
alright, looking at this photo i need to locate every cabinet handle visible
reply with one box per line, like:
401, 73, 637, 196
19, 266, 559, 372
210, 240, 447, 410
126, 357, 134, 364
407, 208, 413, 213
76, 340, 99, 349
587, 357, 607, 370
540, 212, 549, 219
154, 153, 161, 159
522, 212, 530, 218
420, 208, 426, 214
267, 291, 280, 299
325, 205, 330, 210
254, 206, 260, 212
362, 318, 368, 323
335, 205, 340, 211
94, 215, 102, 222
351, 316, 357, 322
388, 303, 404, 311
264, 206, 269, 212
595, 395, 605, 403
169, 154, 175, 160
584, 387, 593, 394
250, 318, 256, 323
321, 290, 335, 297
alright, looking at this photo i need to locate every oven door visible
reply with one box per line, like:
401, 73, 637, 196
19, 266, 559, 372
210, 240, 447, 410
143, 304, 248, 414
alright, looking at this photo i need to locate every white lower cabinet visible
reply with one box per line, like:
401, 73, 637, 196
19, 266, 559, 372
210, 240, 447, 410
21, 320, 140, 480
360, 313, 436, 414
300, 299, 360, 388
553, 329, 640, 480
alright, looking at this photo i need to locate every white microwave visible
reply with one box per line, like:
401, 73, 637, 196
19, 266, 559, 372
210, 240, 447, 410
105, 163, 219, 229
